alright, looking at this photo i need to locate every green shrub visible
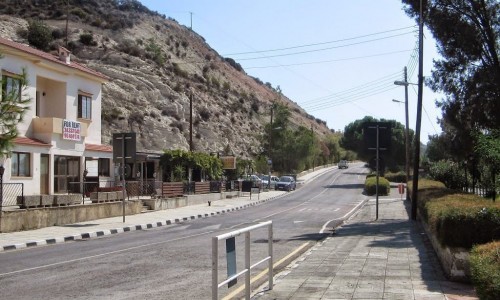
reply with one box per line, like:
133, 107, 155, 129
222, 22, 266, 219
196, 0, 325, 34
364, 176, 390, 196
145, 38, 165, 65
79, 33, 95, 46
428, 160, 466, 190
425, 194, 500, 248
27, 19, 53, 51
470, 241, 500, 300
385, 171, 407, 183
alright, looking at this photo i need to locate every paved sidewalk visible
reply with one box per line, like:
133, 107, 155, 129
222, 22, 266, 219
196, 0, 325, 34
0, 166, 335, 252
252, 195, 478, 300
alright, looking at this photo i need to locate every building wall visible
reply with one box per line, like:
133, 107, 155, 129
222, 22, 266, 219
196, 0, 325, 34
1, 44, 109, 196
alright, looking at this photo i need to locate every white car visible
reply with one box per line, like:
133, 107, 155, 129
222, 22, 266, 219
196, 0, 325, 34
338, 160, 349, 169
260, 175, 279, 189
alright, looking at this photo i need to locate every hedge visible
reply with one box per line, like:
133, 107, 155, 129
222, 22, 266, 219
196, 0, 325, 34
470, 241, 500, 300
409, 179, 500, 248
364, 176, 390, 196
385, 171, 407, 183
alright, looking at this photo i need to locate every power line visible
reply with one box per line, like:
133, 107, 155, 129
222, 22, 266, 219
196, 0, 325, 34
224, 26, 417, 56
301, 71, 401, 105
232, 31, 417, 61
245, 49, 413, 69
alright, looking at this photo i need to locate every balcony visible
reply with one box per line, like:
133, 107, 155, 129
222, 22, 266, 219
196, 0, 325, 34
33, 117, 88, 138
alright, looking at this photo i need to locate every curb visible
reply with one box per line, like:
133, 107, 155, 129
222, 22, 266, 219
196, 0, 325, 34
0, 193, 286, 252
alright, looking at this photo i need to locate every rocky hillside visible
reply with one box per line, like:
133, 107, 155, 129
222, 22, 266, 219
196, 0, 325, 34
0, 0, 331, 158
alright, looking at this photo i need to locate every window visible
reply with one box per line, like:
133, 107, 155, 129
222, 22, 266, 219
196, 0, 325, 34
11, 152, 31, 177
2, 74, 21, 101
98, 158, 110, 176
78, 94, 92, 119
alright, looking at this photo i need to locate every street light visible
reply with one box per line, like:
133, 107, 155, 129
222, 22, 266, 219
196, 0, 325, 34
393, 67, 414, 206
392, 98, 410, 203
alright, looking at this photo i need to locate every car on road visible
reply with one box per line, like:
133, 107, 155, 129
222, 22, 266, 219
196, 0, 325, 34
338, 160, 349, 169
260, 175, 279, 189
275, 176, 296, 191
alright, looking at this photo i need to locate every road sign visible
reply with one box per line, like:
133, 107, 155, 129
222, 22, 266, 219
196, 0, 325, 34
363, 122, 392, 151
112, 133, 136, 163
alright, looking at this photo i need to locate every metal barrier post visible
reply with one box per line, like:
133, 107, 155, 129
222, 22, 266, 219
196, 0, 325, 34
268, 222, 273, 289
245, 232, 251, 299
212, 221, 273, 300
212, 236, 219, 300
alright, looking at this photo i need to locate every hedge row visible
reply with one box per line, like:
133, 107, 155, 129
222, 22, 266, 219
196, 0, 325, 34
364, 176, 390, 196
409, 179, 500, 249
408, 179, 500, 299
470, 241, 500, 300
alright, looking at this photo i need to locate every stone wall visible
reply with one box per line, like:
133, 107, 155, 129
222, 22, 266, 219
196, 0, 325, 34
0, 200, 142, 233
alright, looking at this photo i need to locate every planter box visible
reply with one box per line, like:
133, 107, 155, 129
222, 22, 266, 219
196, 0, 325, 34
17, 195, 41, 208
41, 195, 53, 206
54, 195, 81, 206
90, 192, 107, 203
107, 191, 117, 201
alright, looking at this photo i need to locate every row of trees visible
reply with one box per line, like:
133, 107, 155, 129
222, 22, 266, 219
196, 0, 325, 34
257, 102, 349, 175
403, 0, 499, 196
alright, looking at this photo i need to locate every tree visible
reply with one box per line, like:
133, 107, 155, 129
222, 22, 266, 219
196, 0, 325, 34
27, 19, 53, 51
403, 0, 500, 132
0, 59, 31, 159
340, 116, 413, 172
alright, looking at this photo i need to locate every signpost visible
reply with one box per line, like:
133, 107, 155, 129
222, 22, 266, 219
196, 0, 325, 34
113, 133, 136, 223
364, 122, 391, 220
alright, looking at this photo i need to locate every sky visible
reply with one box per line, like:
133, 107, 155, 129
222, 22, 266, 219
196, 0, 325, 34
140, 0, 443, 143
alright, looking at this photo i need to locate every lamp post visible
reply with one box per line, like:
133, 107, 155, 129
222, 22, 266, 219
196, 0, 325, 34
392, 98, 410, 202
394, 67, 416, 210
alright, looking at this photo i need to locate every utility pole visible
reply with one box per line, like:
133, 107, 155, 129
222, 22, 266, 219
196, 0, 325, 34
311, 125, 315, 171
65, 0, 69, 47
189, 92, 193, 152
190, 12, 193, 30
403, 66, 410, 202
268, 104, 274, 189
411, 0, 424, 221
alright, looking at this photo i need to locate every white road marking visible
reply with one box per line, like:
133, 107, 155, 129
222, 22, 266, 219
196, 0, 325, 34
319, 199, 367, 234
0, 230, 215, 277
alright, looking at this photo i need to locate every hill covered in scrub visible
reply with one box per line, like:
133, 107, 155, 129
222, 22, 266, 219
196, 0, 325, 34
0, 0, 333, 159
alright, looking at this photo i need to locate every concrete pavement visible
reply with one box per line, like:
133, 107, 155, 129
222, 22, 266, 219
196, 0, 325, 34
252, 193, 478, 300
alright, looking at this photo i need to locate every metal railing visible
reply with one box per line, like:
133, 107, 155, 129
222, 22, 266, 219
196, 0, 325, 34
212, 221, 273, 300
1, 183, 24, 208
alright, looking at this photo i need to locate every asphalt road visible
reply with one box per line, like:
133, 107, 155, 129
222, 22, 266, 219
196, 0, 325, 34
0, 164, 369, 300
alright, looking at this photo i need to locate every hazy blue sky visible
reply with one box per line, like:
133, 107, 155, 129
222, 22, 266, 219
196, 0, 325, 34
140, 0, 442, 143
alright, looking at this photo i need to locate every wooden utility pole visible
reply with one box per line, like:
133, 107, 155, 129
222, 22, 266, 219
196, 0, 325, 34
411, 0, 424, 221
189, 92, 193, 152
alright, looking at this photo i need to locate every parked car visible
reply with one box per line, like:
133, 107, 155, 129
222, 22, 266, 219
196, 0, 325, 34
240, 174, 262, 188
275, 176, 296, 191
338, 160, 349, 169
260, 175, 279, 189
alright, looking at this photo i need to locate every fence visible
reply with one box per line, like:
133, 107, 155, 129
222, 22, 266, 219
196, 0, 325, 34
2, 179, 238, 209
0, 183, 24, 208
212, 221, 273, 300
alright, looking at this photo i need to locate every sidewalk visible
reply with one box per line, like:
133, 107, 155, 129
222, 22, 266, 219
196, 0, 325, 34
0, 166, 334, 252
252, 193, 478, 300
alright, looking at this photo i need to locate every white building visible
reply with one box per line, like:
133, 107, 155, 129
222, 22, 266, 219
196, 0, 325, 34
0, 37, 113, 195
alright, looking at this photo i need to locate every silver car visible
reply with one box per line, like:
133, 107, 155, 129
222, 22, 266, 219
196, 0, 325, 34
260, 175, 279, 189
